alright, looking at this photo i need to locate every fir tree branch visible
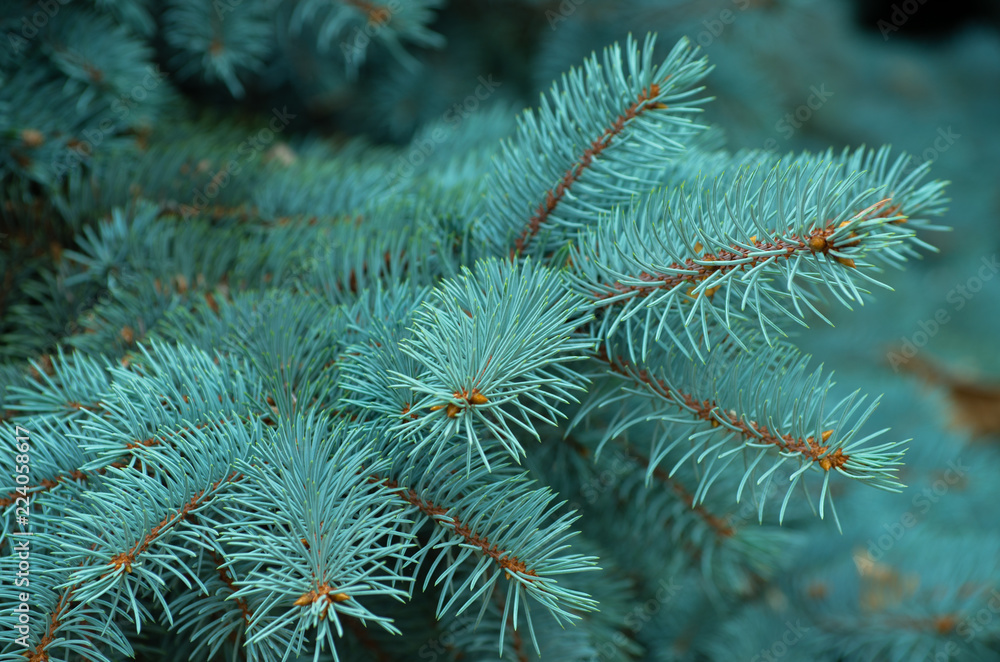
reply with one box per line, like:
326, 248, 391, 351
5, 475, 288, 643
354, 435, 600, 652
511, 80, 666, 258
479, 33, 710, 258
590, 197, 892, 306
370, 473, 539, 581
377, 258, 593, 469
567, 147, 949, 357
597, 346, 849, 473
564, 335, 907, 530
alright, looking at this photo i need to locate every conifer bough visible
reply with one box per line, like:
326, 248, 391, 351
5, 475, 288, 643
0, 24, 949, 662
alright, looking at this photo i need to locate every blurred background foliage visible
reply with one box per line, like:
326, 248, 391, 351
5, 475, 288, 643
1, 0, 999, 659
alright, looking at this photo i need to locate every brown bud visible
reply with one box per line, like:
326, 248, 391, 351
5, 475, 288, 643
205, 291, 219, 314
934, 615, 956, 634
20, 129, 44, 148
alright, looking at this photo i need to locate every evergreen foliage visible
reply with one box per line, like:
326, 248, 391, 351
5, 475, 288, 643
1, 2, 997, 662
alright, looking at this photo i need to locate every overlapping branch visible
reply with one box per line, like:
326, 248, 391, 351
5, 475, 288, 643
479, 34, 710, 258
